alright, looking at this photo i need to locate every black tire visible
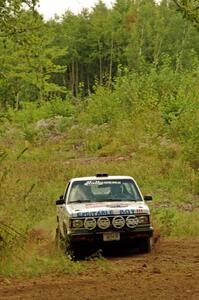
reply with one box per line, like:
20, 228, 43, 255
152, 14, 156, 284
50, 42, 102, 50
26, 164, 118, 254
55, 225, 66, 250
55, 226, 61, 248
139, 237, 152, 253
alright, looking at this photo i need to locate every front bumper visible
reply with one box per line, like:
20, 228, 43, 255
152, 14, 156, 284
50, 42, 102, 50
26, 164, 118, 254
69, 226, 153, 243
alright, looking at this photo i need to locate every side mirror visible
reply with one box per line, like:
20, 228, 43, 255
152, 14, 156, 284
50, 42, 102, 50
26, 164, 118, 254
56, 195, 65, 205
144, 195, 153, 201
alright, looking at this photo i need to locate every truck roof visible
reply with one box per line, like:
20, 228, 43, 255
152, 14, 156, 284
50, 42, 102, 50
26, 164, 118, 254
70, 175, 135, 182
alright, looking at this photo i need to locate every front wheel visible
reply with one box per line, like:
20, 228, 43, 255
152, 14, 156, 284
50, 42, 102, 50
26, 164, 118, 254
139, 237, 152, 253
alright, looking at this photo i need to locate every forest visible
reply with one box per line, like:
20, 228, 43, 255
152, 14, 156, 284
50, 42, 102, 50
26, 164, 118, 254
0, 0, 198, 276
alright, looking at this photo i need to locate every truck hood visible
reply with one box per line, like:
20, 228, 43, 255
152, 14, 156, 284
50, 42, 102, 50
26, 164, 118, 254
66, 201, 150, 218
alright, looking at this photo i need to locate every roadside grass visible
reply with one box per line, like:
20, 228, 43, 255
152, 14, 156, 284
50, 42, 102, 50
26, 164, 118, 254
0, 238, 82, 277
151, 208, 199, 238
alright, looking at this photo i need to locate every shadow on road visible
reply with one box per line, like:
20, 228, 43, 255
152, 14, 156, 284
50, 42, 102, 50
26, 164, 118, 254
71, 241, 143, 261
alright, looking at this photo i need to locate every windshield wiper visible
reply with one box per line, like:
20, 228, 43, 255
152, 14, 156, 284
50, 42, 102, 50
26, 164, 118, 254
105, 199, 124, 201
70, 199, 91, 204
106, 198, 138, 202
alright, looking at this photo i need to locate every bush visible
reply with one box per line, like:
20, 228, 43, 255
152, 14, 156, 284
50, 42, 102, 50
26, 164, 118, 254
151, 208, 199, 238
7, 98, 75, 126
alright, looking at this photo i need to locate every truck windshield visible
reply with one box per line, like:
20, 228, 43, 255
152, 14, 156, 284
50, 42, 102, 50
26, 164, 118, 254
68, 179, 142, 203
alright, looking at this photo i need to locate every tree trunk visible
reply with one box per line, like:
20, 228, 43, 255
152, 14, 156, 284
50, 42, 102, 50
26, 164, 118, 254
98, 39, 102, 85
87, 72, 91, 95
71, 59, 75, 95
75, 61, 79, 96
153, 33, 162, 68
15, 91, 20, 111
176, 21, 189, 72
109, 34, 114, 87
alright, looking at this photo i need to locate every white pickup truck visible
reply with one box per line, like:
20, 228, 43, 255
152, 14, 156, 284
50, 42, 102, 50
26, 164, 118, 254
56, 174, 153, 254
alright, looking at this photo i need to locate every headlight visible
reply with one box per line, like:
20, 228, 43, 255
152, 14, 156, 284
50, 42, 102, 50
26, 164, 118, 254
126, 216, 139, 228
97, 217, 110, 230
84, 217, 97, 230
72, 219, 84, 228
138, 215, 149, 224
112, 216, 125, 229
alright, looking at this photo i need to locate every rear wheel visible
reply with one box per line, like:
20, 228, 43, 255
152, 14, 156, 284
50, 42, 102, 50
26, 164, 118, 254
55, 225, 67, 250
55, 225, 62, 248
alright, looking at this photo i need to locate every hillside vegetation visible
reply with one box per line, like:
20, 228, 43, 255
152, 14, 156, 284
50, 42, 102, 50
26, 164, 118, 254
0, 0, 198, 276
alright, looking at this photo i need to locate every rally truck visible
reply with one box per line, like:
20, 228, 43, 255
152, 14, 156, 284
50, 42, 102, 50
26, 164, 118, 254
55, 174, 153, 254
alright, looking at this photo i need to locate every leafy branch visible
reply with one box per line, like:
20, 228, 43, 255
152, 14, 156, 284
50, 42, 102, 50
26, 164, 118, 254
0, 0, 39, 37
173, 0, 199, 29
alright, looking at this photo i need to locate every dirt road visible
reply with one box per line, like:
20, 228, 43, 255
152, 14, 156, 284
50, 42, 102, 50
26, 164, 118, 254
0, 238, 199, 300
